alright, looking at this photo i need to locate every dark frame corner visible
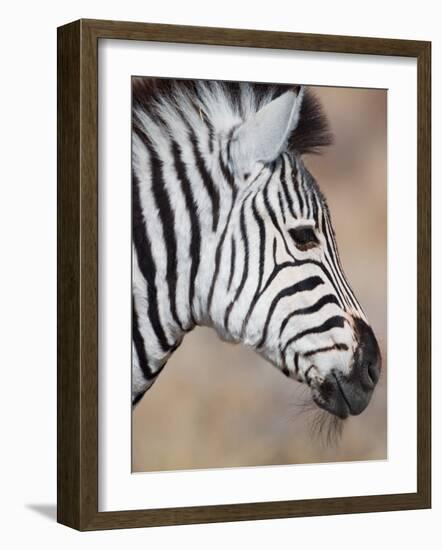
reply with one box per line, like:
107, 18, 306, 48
57, 19, 431, 531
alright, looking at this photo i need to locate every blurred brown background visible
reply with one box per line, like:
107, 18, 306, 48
133, 85, 387, 472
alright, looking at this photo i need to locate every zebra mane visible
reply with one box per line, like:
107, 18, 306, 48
132, 77, 333, 155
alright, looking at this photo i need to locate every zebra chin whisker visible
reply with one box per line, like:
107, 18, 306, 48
309, 410, 344, 448
286, 393, 344, 447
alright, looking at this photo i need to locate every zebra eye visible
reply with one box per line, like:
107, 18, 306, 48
289, 226, 319, 250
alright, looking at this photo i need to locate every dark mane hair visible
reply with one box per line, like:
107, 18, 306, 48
289, 87, 334, 154
132, 77, 333, 155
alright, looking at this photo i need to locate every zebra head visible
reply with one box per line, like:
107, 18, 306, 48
209, 86, 381, 420
132, 79, 381, 421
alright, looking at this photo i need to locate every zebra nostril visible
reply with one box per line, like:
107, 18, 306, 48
367, 359, 380, 385
353, 317, 381, 390
358, 356, 380, 390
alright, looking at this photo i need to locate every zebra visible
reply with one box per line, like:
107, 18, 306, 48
132, 77, 381, 423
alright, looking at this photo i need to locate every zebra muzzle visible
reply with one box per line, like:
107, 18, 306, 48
311, 318, 381, 419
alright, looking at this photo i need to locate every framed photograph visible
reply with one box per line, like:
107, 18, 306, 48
57, 19, 431, 530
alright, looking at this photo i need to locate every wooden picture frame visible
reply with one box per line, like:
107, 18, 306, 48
57, 18, 431, 531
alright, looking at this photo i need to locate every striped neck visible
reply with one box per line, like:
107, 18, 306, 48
132, 116, 239, 373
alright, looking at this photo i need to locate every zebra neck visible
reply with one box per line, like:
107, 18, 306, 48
132, 102, 242, 391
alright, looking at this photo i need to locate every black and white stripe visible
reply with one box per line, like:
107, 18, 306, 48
131, 78, 369, 405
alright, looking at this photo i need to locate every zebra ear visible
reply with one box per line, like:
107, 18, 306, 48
232, 87, 304, 175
